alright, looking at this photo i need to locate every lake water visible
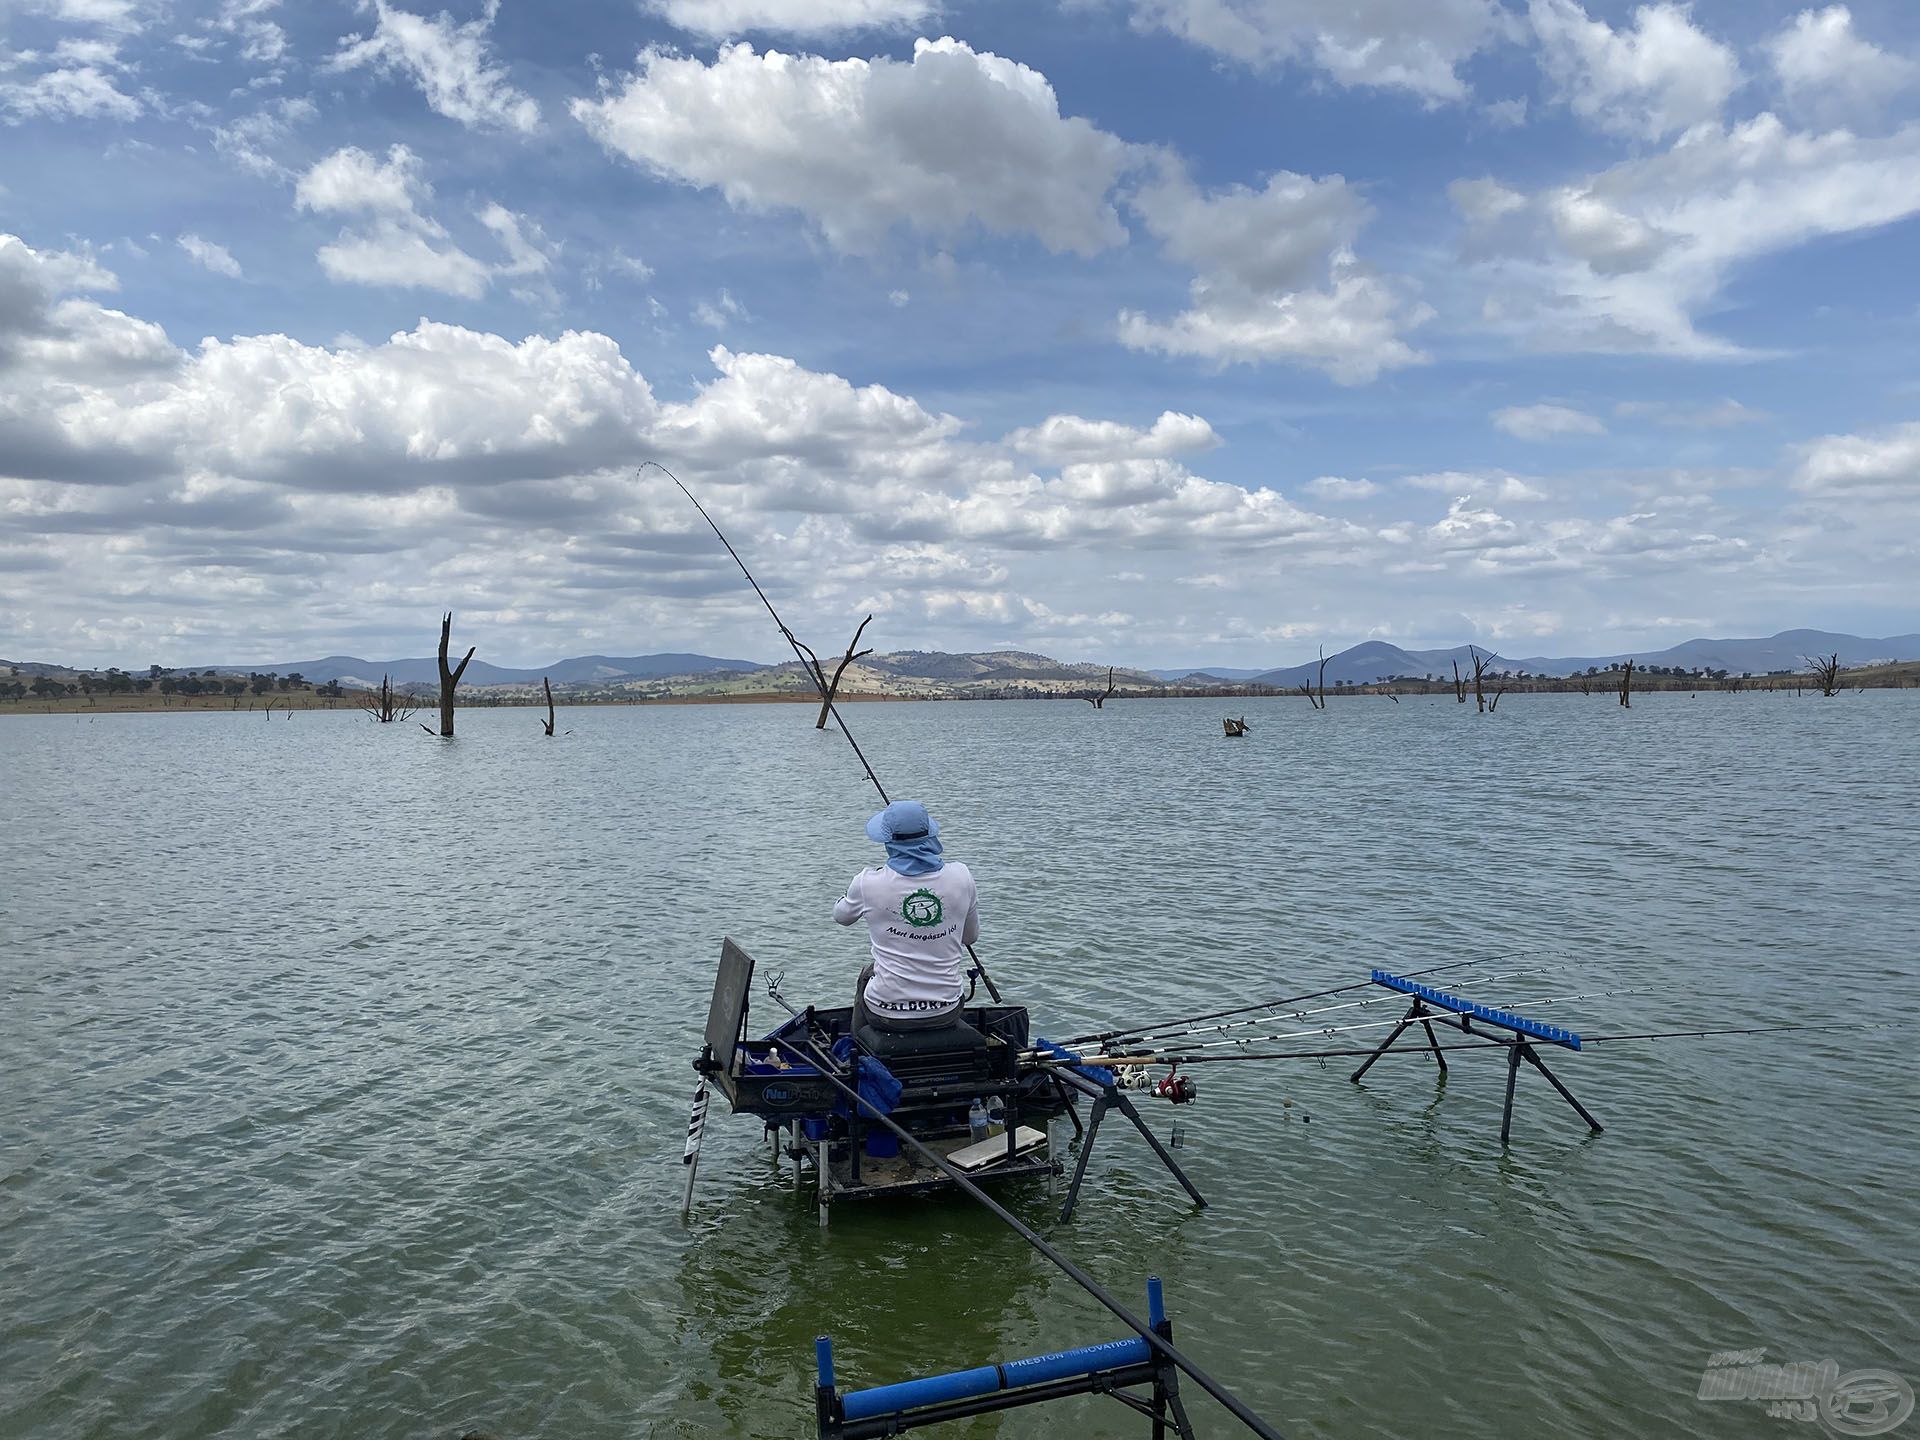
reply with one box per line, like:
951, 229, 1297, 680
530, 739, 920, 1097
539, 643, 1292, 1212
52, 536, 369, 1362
3, 693, 1917, 1439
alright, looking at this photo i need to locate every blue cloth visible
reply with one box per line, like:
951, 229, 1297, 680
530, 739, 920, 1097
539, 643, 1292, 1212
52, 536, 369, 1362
830, 1037, 905, 1119
865, 799, 945, 876
1036, 1039, 1116, 1088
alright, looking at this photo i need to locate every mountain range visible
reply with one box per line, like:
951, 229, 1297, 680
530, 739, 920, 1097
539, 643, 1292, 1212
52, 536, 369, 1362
6, 630, 1917, 693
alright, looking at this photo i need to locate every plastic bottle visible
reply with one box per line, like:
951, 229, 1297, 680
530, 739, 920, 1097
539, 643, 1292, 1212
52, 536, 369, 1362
985, 1095, 1006, 1137
967, 1099, 989, 1144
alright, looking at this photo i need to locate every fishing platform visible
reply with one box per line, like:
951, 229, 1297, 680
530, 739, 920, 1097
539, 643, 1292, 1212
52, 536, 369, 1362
685, 938, 1209, 1224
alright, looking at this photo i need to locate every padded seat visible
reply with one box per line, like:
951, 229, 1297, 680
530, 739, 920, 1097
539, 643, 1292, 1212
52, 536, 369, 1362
855, 1017, 990, 1064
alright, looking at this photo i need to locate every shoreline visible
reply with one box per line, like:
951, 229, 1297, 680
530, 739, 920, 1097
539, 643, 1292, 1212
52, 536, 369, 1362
5, 677, 1915, 719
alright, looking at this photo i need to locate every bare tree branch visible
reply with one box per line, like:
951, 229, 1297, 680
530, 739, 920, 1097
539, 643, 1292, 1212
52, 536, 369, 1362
816, 615, 873, 730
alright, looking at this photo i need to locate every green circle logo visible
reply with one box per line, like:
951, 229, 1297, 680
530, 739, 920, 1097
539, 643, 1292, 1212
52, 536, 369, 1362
901, 889, 944, 928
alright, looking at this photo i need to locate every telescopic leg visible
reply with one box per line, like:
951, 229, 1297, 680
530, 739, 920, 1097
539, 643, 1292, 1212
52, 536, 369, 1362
1500, 1040, 1522, 1145
1108, 1087, 1208, 1212
1350, 1006, 1418, 1083
1520, 1044, 1604, 1133
1058, 1091, 1113, 1223
1420, 1019, 1448, 1075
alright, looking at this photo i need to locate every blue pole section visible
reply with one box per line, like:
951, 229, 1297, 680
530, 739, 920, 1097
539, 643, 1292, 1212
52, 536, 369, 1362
1148, 1276, 1166, 1329
816, 1336, 835, 1389
839, 1339, 1154, 1422
842, 1366, 1001, 1421
1000, 1338, 1150, 1389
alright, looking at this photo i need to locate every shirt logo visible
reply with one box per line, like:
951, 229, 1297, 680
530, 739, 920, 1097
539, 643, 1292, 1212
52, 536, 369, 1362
900, 888, 944, 928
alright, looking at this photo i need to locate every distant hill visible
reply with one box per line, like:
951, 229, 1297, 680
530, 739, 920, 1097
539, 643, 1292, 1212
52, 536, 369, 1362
1506, 630, 1920, 678
1248, 631, 1920, 687
1148, 666, 1272, 681
11, 629, 1919, 699
175, 652, 768, 688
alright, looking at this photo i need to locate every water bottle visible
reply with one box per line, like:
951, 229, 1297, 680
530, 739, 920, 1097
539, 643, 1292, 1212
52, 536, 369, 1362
967, 1099, 989, 1144
985, 1095, 1006, 1137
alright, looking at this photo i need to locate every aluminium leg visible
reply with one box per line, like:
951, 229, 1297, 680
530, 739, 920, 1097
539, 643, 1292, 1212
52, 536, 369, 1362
1350, 1006, 1418, 1083
1520, 1044, 1603, 1133
1108, 1087, 1208, 1211
1499, 1040, 1522, 1145
1058, 1090, 1113, 1223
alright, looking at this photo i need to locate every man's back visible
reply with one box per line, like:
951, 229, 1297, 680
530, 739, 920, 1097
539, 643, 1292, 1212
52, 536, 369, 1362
835, 860, 979, 1020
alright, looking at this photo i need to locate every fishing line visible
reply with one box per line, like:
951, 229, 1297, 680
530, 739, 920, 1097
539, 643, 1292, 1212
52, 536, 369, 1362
1060, 953, 1530, 1048
652, 460, 1005, 1003
1060, 963, 1557, 1056
1087, 1020, 1885, 1067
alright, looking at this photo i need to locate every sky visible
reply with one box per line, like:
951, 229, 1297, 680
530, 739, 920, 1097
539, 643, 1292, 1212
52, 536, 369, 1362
2, 0, 1918, 671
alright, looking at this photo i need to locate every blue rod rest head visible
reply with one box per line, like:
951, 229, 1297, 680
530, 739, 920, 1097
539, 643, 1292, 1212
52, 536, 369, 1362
1147, 1276, 1166, 1328
816, 1335, 835, 1389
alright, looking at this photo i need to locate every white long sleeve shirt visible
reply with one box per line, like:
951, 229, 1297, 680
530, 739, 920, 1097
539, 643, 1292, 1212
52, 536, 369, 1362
833, 861, 980, 1018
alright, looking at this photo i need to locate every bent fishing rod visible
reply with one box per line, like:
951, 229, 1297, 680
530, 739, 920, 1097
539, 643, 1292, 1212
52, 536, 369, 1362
649, 460, 1004, 1002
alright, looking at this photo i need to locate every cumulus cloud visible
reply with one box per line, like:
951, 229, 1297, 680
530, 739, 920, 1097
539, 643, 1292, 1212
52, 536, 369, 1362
1492, 403, 1603, 439
1120, 251, 1428, 383
1118, 162, 1427, 382
294, 146, 549, 298
1004, 410, 1218, 464
572, 38, 1135, 255
328, 0, 540, 133
1793, 421, 1920, 502
177, 234, 242, 278
1406, 471, 1548, 502
0, 46, 142, 123
1303, 476, 1379, 500
1764, 6, 1916, 127
647, 0, 936, 38
1528, 0, 1739, 139
0, 230, 1888, 672
1125, 0, 1501, 101
1456, 115, 1920, 355
1129, 165, 1370, 293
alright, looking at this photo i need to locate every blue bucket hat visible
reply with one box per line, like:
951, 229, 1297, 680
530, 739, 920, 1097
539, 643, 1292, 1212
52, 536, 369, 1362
866, 800, 944, 876
865, 800, 939, 844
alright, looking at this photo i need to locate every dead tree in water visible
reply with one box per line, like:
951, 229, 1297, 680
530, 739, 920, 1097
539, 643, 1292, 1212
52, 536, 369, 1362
1085, 667, 1116, 708
1618, 659, 1634, 708
1468, 646, 1502, 713
1805, 652, 1842, 697
1452, 658, 1469, 703
540, 676, 557, 735
360, 674, 416, 724
1299, 647, 1329, 709
816, 615, 874, 729
424, 613, 475, 737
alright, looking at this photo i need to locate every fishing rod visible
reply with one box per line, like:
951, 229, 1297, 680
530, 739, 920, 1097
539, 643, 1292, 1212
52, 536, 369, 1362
651, 461, 1005, 1004
768, 1030, 1288, 1440
1087, 1020, 1877, 1068
1060, 953, 1528, 1049
1057, 963, 1556, 1057
1067, 986, 1644, 1064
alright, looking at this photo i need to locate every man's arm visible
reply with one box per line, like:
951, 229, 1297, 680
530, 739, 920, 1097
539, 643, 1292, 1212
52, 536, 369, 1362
961, 881, 980, 945
832, 871, 864, 926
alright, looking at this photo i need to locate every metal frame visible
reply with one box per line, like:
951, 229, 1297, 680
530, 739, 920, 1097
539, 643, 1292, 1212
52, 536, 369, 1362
816, 1278, 1198, 1440
1350, 970, 1602, 1144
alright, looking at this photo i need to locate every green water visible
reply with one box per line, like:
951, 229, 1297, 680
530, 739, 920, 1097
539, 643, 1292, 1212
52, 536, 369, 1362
3, 694, 1916, 1438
